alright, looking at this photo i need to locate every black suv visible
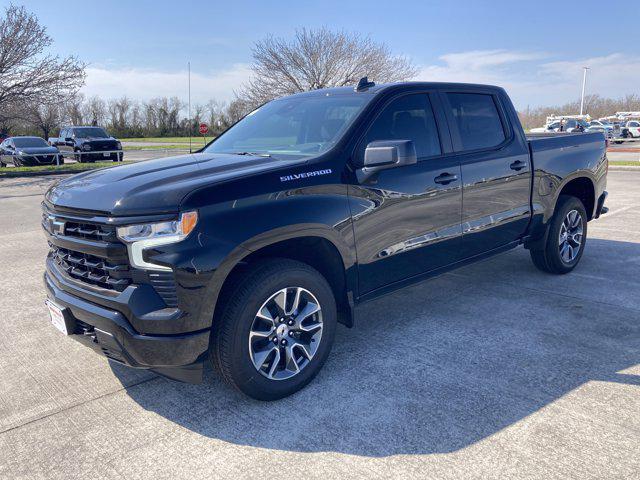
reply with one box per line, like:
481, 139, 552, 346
49, 126, 123, 162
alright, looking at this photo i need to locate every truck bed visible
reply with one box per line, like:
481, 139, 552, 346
525, 131, 599, 140
526, 131, 606, 152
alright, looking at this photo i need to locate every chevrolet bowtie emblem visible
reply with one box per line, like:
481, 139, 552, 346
48, 215, 65, 235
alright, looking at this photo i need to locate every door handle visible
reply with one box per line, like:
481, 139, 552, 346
434, 172, 458, 185
510, 160, 527, 171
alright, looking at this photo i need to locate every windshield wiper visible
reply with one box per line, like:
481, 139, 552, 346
231, 151, 271, 157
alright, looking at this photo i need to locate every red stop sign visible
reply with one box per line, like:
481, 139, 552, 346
198, 123, 208, 135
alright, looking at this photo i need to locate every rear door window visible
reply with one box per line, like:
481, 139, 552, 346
445, 93, 506, 151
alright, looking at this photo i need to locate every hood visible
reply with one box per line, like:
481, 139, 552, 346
16, 146, 59, 154
45, 152, 303, 216
81, 136, 116, 141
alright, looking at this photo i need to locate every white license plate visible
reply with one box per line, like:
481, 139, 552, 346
46, 300, 69, 335
103, 152, 110, 157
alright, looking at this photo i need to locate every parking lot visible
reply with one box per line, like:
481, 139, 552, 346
0, 169, 639, 479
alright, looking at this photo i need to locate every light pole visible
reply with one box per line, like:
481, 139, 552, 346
579, 66, 590, 116
188, 61, 192, 154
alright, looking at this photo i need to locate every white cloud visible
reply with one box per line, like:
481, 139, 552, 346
416, 50, 640, 109
436, 50, 546, 71
82, 63, 251, 104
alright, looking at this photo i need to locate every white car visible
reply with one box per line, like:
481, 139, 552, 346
624, 120, 640, 138
530, 118, 589, 133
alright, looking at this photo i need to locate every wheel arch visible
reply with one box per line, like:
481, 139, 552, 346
555, 175, 596, 220
199, 225, 357, 332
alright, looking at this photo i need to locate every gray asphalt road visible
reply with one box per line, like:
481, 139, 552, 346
1, 171, 639, 479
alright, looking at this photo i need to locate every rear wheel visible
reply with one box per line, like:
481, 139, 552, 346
529, 195, 587, 274
211, 259, 337, 400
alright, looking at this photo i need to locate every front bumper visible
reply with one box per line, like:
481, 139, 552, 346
79, 151, 123, 162
44, 262, 209, 383
16, 155, 58, 166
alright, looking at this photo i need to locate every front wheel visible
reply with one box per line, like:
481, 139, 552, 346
529, 195, 588, 274
211, 259, 337, 400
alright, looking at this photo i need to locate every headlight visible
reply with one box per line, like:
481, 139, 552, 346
117, 211, 198, 271
82, 144, 91, 151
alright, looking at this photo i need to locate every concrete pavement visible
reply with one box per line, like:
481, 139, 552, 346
0, 171, 639, 479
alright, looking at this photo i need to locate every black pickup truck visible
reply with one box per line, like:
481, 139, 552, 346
49, 126, 123, 162
43, 80, 608, 400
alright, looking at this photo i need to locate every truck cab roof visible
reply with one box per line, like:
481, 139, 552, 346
283, 81, 505, 99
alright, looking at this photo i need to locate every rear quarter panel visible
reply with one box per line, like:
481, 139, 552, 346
527, 132, 607, 233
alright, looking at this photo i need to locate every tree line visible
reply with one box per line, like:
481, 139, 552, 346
3, 94, 251, 139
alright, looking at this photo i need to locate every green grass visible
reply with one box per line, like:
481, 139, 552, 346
123, 144, 194, 151
1, 161, 138, 174
609, 160, 640, 166
122, 136, 213, 143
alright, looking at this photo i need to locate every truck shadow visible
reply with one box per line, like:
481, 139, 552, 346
112, 238, 640, 457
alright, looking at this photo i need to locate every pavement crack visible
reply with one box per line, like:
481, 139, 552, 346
0, 375, 161, 436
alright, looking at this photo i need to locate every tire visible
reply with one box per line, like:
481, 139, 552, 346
529, 195, 588, 274
211, 258, 337, 401
74, 150, 82, 163
13, 157, 21, 167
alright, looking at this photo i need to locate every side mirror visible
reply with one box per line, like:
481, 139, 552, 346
357, 140, 417, 183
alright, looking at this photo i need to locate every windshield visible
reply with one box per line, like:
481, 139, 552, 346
13, 137, 49, 148
74, 127, 109, 138
205, 94, 370, 159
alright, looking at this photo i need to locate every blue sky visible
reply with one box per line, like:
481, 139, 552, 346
9, 0, 640, 108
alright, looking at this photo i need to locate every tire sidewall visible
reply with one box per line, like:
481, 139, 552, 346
224, 266, 337, 400
546, 196, 588, 273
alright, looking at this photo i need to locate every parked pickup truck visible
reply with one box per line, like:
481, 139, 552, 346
48, 126, 123, 163
43, 80, 608, 400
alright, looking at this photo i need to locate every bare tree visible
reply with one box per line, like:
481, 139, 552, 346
0, 5, 85, 116
26, 102, 61, 139
206, 100, 231, 134
107, 96, 132, 133
64, 93, 84, 126
142, 97, 184, 136
83, 96, 107, 126
240, 27, 417, 106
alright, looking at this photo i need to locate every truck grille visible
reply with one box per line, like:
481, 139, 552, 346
89, 140, 118, 151
43, 204, 178, 306
64, 221, 118, 242
51, 245, 131, 292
